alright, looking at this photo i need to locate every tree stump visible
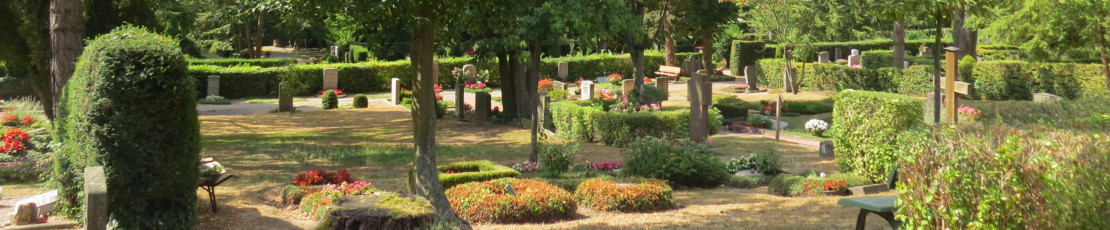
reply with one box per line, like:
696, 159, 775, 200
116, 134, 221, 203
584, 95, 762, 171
314, 193, 434, 230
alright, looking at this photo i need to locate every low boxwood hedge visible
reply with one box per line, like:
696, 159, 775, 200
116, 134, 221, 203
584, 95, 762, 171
574, 177, 676, 212
432, 160, 520, 189
446, 178, 577, 223
550, 100, 721, 146
187, 58, 297, 67
829, 90, 923, 182
861, 50, 895, 69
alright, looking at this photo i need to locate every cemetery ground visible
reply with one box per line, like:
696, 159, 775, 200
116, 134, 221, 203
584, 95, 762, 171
185, 86, 894, 230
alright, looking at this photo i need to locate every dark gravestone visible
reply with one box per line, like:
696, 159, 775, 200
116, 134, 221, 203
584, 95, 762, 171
819, 141, 835, 158
476, 92, 491, 121
455, 84, 465, 120
541, 96, 553, 130
278, 88, 294, 112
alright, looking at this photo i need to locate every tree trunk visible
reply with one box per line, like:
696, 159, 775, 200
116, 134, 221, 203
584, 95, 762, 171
500, 52, 517, 120
932, 14, 943, 123
512, 52, 529, 119
700, 30, 716, 72
409, 3, 471, 229
631, 47, 645, 100
528, 42, 543, 162
49, 0, 83, 120
1096, 21, 1110, 95
952, 10, 977, 59
662, 2, 676, 66
255, 11, 264, 58
892, 20, 906, 69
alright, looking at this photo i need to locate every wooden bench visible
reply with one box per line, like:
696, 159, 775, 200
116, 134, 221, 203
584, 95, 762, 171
838, 165, 900, 230
654, 66, 682, 81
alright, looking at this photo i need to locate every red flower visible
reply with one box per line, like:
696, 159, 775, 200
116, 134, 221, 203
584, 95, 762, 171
293, 168, 355, 186
20, 116, 34, 127
1, 128, 30, 155
0, 114, 16, 126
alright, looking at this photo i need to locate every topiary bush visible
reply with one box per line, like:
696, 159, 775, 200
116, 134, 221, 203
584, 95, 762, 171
321, 90, 338, 110
446, 178, 577, 223
353, 94, 369, 108
897, 124, 1110, 229
829, 90, 923, 182
574, 177, 675, 212
623, 137, 729, 188
51, 26, 201, 228
861, 50, 894, 69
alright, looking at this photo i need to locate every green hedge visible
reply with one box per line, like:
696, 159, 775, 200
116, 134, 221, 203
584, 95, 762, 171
860, 50, 894, 69
766, 173, 871, 197
348, 45, 369, 62
433, 160, 520, 189
550, 101, 721, 146
767, 39, 953, 62
53, 26, 200, 228
897, 125, 1110, 229
972, 61, 1104, 100
756, 59, 899, 92
623, 137, 729, 188
977, 45, 1023, 61
730, 41, 766, 76
187, 58, 296, 67
829, 91, 923, 182
539, 52, 698, 82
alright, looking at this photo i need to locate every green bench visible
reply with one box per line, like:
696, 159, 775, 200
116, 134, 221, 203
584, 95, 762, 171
837, 166, 900, 230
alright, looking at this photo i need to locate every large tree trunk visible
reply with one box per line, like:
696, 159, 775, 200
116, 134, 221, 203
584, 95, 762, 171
512, 52, 529, 119
49, 0, 83, 120
255, 11, 264, 58
662, 2, 676, 66
528, 42, 543, 162
1096, 21, 1110, 95
700, 30, 716, 72
952, 10, 977, 59
500, 52, 517, 120
409, 3, 471, 229
892, 20, 906, 69
629, 2, 646, 101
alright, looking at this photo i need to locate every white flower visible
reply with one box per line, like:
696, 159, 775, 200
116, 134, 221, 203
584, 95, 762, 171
805, 119, 829, 133
819, 172, 827, 178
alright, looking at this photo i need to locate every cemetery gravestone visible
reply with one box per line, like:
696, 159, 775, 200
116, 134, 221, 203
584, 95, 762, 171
580, 81, 595, 100
323, 68, 339, 91
818, 51, 830, 63
848, 49, 861, 67
456, 83, 465, 120
84, 166, 107, 230
744, 66, 760, 92
553, 80, 566, 91
622, 79, 635, 96
391, 78, 401, 105
541, 96, 554, 130
278, 89, 294, 112
654, 77, 669, 100
919, 46, 932, 57
688, 72, 712, 143
476, 92, 491, 121
558, 62, 569, 79
462, 64, 478, 83
207, 75, 220, 96
433, 60, 440, 85
835, 48, 842, 60
819, 141, 835, 158
1033, 93, 1063, 103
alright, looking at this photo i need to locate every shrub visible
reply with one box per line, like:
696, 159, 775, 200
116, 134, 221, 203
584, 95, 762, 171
623, 137, 729, 188
861, 50, 894, 69
897, 125, 1110, 229
446, 178, 577, 223
353, 94, 369, 108
973, 61, 1035, 100
293, 168, 355, 186
713, 95, 749, 119
766, 39, 953, 62
417, 160, 520, 190
767, 173, 871, 197
550, 101, 721, 146
756, 59, 898, 92
1, 114, 17, 126
782, 101, 833, 114
724, 175, 776, 189
829, 90, 923, 182
321, 90, 338, 110
725, 149, 783, 174
730, 40, 766, 76
187, 58, 296, 67
574, 178, 676, 212
547, 89, 569, 101
51, 26, 200, 228
539, 142, 577, 177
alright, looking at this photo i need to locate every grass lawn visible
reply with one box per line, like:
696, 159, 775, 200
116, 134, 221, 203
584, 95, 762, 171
193, 101, 894, 229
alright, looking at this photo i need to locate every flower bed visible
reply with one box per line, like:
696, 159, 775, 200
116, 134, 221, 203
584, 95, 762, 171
574, 178, 675, 212
446, 178, 577, 223
767, 173, 871, 197
408, 160, 520, 190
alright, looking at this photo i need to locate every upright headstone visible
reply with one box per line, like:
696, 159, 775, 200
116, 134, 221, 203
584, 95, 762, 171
462, 64, 478, 83
456, 84, 465, 120
654, 77, 669, 100
273, 39, 281, 47
744, 66, 760, 92
834, 48, 843, 60
552, 80, 567, 91
580, 81, 595, 100
390, 78, 401, 105
541, 96, 554, 130
919, 46, 932, 57
84, 166, 107, 230
1033, 93, 1064, 103
848, 49, 861, 67
476, 92, 491, 121
432, 60, 440, 85
819, 141, 835, 158
278, 89, 294, 112
207, 75, 220, 97
330, 46, 339, 57
622, 79, 635, 96
688, 71, 712, 143
323, 68, 339, 91
13, 203, 36, 225
818, 51, 830, 63
557, 62, 569, 79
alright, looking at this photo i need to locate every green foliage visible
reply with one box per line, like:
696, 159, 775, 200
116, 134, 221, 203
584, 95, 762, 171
782, 101, 834, 115
895, 65, 938, 96
550, 101, 721, 146
321, 90, 338, 110
730, 40, 766, 75
724, 175, 777, 189
972, 61, 1102, 100
861, 50, 894, 69
539, 142, 577, 177
897, 125, 1110, 229
974, 96, 1110, 131
622, 137, 729, 188
52, 26, 199, 228
765, 39, 953, 62
348, 44, 369, 62
724, 149, 783, 174
639, 85, 667, 104
353, 94, 369, 108
757, 59, 898, 92
574, 177, 676, 212
829, 90, 923, 182
547, 89, 569, 101
187, 58, 297, 67
767, 173, 871, 197
977, 46, 1023, 61
423, 160, 520, 190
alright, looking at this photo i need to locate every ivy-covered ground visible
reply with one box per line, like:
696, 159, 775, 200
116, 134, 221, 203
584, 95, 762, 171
193, 96, 893, 229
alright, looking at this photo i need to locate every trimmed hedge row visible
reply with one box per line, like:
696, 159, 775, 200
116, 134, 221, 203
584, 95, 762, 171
550, 100, 721, 146
897, 125, 1110, 229
538, 52, 698, 82
972, 61, 1104, 100
860, 50, 894, 69
755, 59, 903, 92
574, 177, 675, 212
730, 40, 766, 76
829, 91, 923, 182
187, 58, 296, 67
765, 39, 953, 62
435, 160, 520, 189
